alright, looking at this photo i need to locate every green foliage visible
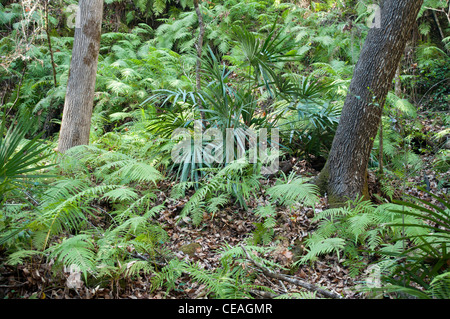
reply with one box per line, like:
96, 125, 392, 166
433, 149, 450, 174
61, 145, 163, 186
373, 117, 423, 178
0, 117, 53, 201
49, 234, 96, 281
375, 192, 450, 298
298, 197, 387, 274
251, 174, 319, 245
1, 138, 170, 291
96, 31, 194, 120
152, 243, 274, 298
253, 204, 277, 245
231, 20, 298, 94
405, 44, 450, 111
267, 175, 319, 207
274, 73, 341, 160
1, 0, 449, 300
175, 158, 261, 225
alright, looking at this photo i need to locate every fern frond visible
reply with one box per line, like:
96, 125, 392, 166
101, 186, 139, 202
102, 160, 162, 185
124, 260, 155, 278
275, 291, 317, 299
300, 237, 346, 263
49, 234, 96, 281
267, 178, 319, 207
206, 194, 230, 215
429, 272, 450, 299
6, 249, 44, 266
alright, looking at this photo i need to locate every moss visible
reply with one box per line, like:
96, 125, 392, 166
314, 162, 370, 208
179, 243, 202, 257
314, 161, 330, 196
327, 193, 348, 208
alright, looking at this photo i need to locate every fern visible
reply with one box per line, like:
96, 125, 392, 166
33, 181, 127, 245
6, 249, 44, 266
218, 243, 280, 270
101, 187, 140, 202
429, 272, 450, 299
275, 291, 317, 299
267, 177, 320, 207
63, 145, 163, 186
183, 258, 258, 299
105, 161, 162, 185
179, 158, 261, 224
151, 258, 187, 293
298, 197, 388, 272
301, 236, 346, 262
49, 234, 96, 281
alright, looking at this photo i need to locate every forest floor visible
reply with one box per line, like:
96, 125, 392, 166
0, 113, 448, 299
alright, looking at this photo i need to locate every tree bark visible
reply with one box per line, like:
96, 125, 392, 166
316, 0, 423, 205
193, 0, 205, 120
44, 0, 57, 88
57, 0, 103, 153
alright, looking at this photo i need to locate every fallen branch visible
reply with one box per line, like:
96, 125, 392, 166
0, 282, 28, 288
250, 289, 280, 299
240, 244, 343, 299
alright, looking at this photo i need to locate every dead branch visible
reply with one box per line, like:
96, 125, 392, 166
240, 244, 343, 299
250, 289, 280, 299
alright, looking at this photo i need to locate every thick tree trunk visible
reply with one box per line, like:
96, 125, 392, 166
57, 0, 103, 153
316, 0, 423, 205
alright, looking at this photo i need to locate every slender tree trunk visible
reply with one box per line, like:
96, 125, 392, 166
193, 0, 205, 120
43, 0, 57, 88
57, 0, 103, 153
316, 0, 423, 205
394, 64, 402, 97
378, 123, 383, 177
432, 10, 449, 54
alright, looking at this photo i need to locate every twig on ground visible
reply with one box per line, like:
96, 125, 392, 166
240, 244, 343, 299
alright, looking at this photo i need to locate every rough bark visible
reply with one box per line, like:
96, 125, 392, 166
316, 0, 424, 205
57, 0, 103, 153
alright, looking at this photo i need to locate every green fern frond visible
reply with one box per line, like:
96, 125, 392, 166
49, 234, 96, 281
6, 249, 44, 266
206, 193, 230, 215
300, 237, 346, 263
105, 161, 162, 185
124, 260, 155, 278
429, 272, 450, 299
101, 187, 139, 202
275, 291, 317, 299
267, 178, 319, 207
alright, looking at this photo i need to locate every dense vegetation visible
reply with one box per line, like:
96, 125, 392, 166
0, 0, 449, 300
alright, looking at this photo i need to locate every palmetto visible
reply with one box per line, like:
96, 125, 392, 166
0, 117, 52, 198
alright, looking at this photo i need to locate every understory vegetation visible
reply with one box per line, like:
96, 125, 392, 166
0, 0, 449, 299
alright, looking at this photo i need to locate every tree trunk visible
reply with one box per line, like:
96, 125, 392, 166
316, 0, 423, 205
57, 0, 103, 153
44, 0, 57, 88
193, 0, 205, 120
